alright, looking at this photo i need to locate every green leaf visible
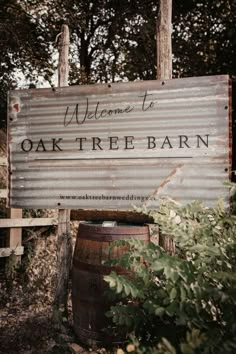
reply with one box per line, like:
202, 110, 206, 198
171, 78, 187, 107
180, 286, 187, 301
104, 275, 116, 288
125, 316, 133, 327
170, 287, 177, 300
171, 271, 180, 282
123, 282, 131, 296
161, 338, 177, 354
155, 307, 165, 316
166, 302, 178, 316
180, 343, 194, 354
116, 280, 123, 294
151, 260, 165, 272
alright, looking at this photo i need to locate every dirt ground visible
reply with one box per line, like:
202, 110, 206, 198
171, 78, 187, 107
0, 299, 106, 354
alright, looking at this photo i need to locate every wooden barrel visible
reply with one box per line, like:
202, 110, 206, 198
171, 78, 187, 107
72, 222, 150, 346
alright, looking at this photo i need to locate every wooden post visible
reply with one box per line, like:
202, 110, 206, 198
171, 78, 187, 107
7, 208, 22, 263
156, 0, 175, 253
58, 24, 69, 87
156, 0, 172, 80
53, 24, 73, 322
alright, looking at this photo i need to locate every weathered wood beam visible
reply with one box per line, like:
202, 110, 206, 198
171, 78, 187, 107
7, 208, 22, 263
58, 24, 70, 87
156, 0, 172, 80
0, 157, 7, 166
0, 246, 24, 258
0, 189, 7, 198
70, 209, 154, 224
0, 217, 58, 228
53, 24, 73, 322
156, 0, 175, 254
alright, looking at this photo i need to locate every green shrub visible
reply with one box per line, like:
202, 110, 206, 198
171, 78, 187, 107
104, 198, 236, 354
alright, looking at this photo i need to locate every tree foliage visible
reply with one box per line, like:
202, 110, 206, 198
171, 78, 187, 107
0, 0, 54, 128
0, 0, 235, 127
104, 198, 236, 354
38, 0, 158, 84
172, 0, 236, 78
1, 0, 236, 83
37, 0, 236, 83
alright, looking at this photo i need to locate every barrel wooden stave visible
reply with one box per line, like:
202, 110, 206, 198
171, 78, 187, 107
72, 222, 150, 346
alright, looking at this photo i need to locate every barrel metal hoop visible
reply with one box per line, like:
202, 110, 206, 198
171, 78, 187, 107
78, 233, 149, 242
73, 258, 129, 275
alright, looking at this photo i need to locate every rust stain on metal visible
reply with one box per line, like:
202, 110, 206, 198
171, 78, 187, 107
145, 164, 183, 203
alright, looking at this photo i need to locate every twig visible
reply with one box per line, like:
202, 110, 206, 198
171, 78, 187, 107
55, 32, 62, 45
23, 227, 48, 243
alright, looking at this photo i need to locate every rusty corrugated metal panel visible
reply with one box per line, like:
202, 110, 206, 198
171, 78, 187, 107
8, 75, 231, 209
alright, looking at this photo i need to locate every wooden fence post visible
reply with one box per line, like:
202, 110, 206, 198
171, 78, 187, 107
1, 136, 23, 263
7, 208, 22, 262
53, 24, 73, 322
156, 0, 175, 254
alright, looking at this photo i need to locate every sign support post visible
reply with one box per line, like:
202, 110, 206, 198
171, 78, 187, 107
53, 24, 73, 322
156, 0, 172, 80
156, 0, 175, 253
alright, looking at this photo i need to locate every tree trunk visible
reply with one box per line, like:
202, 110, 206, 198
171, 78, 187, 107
156, 0, 172, 80
53, 24, 73, 323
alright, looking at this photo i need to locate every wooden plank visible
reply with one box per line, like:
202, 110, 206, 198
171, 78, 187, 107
53, 24, 73, 321
7, 208, 22, 263
54, 208, 72, 318
70, 209, 154, 224
0, 217, 58, 228
156, 0, 175, 255
0, 246, 24, 258
156, 0, 172, 80
0, 156, 7, 166
0, 189, 7, 198
58, 24, 69, 87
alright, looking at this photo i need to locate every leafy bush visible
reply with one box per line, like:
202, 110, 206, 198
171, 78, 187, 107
104, 198, 236, 354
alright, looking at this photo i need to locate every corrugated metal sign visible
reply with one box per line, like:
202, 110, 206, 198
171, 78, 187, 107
8, 75, 231, 209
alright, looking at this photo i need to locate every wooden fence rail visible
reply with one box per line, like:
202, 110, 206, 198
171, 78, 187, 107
0, 189, 7, 198
0, 202, 58, 259
0, 200, 58, 259
0, 217, 58, 260
0, 156, 7, 166
0, 246, 24, 258
0, 217, 58, 228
